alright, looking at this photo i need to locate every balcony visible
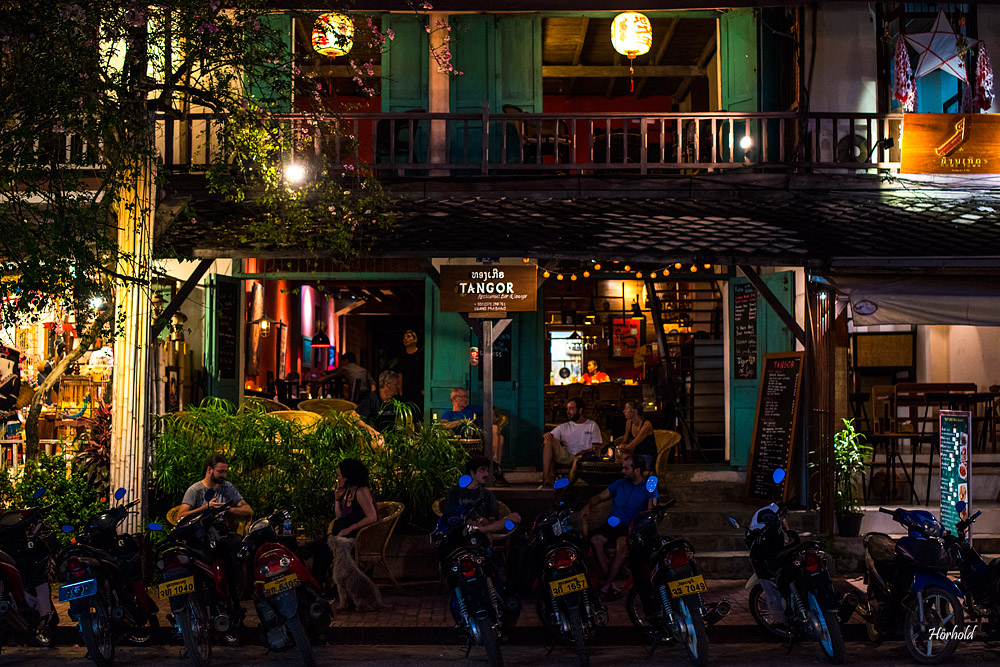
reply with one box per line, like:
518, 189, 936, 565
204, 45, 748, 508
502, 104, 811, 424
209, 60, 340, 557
156, 109, 904, 177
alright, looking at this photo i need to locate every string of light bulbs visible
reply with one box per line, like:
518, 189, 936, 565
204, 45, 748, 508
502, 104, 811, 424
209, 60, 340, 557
520, 257, 715, 281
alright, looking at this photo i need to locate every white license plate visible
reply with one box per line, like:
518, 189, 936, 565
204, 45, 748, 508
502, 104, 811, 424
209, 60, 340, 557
263, 572, 300, 597
668, 574, 707, 598
59, 578, 97, 603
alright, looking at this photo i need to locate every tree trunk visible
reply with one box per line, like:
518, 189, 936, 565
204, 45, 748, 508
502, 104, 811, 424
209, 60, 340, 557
24, 310, 114, 459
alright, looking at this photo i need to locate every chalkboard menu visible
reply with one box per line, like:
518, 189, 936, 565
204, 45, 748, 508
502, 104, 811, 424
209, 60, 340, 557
478, 328, 512, 383
746, 352, 804, 502
734, 283, 758, 380
214, 278, 239, 380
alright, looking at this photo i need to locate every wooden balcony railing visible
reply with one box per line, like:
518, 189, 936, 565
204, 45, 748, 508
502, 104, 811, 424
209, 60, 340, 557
154, 108, 904, 177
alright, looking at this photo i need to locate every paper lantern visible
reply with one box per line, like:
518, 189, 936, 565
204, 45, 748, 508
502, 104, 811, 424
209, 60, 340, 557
312, 13, 353, 58
611, 12, 652, 92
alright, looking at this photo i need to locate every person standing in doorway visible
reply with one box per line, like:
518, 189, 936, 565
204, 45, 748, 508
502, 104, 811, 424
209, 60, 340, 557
394, 329, 424, 419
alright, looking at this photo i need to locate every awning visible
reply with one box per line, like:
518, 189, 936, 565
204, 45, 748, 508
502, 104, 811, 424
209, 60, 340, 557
829, 276, 1000, 326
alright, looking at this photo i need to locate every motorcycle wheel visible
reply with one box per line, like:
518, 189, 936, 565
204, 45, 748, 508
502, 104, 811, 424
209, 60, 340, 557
748, 584, 791, 640
79, 604, 115, 667
177, 595, 212, 667
807, 590, 845, 665
676, 596, 709, 667
903, 585, 963, 665
624, 588, 657, 641
481, 621, 505, 667
286, 614, 316, 667
124, 611, 158, 645
569, 612, 589, 667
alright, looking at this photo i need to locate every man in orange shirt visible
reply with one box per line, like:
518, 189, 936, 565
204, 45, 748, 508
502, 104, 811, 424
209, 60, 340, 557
582, 359, 610, 384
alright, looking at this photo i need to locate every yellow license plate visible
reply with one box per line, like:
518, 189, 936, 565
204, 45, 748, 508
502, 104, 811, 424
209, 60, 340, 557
668, 575, 707, 598
549, 573, 588, 597
263, 573, 300, 597
154, 576, 196, 600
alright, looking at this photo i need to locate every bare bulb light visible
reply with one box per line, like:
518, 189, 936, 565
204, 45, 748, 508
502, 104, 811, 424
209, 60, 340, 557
284, 163, 307, 184
739, 135, 752, 150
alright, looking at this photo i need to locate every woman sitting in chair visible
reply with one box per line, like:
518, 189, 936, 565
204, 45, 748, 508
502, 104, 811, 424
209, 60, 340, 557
614, 400, 657, 471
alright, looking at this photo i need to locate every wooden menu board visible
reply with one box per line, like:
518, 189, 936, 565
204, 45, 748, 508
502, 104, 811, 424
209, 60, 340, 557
745, 352, 804, 502
734, 283, 758, 379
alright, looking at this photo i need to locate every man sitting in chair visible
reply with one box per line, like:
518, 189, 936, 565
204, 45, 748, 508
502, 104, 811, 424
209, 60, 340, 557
444, 456, 521, 541
540, 398, 604, 489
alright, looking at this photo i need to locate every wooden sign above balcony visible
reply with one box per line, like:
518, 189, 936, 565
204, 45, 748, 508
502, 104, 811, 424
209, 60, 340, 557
440, 265, 538, 314
901, 113, 1000, 175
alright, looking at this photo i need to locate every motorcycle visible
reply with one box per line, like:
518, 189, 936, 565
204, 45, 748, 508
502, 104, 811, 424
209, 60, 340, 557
528, 479, 608, 667
240, 508, 332, 667
624, 492, 729, 666
149, 491, 245, 667
431, 484, 520, 667
862, 505, 965, 664
946, 500, 1000, 639
0, 487, 58, 653
729, 469, 846, 664
56, 487, 158, 666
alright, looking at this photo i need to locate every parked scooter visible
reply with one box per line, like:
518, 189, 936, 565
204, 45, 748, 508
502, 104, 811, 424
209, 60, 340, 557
240, 508, 331, 667
729, 469, 847, 665
431, 479, 520, 667
0, 487, 58, 652
624, 491, 729, 666
861, 505, 965, 664
56, 488, 158, 666
528, 479, 608, 667
946, 500, 1000, 639
149, 490, 245, 667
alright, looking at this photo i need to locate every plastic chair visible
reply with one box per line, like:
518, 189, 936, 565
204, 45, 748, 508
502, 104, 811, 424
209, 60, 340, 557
328, 501, 404, 586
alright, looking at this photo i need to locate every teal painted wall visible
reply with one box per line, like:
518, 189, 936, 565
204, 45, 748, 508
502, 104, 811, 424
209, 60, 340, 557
728, 271, 795, 469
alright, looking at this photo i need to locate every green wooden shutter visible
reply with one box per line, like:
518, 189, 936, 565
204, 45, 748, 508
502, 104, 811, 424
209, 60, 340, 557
720, 8, 759, 112
247, 13, 293, 112
425, 278, 471, 423
495, 16, 542, 113
206, 274, 241, 406
729, 271, 795, 468
381, 14, 429, 112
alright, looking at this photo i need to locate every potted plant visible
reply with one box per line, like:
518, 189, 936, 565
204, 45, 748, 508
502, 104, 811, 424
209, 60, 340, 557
834, 418, 873, 537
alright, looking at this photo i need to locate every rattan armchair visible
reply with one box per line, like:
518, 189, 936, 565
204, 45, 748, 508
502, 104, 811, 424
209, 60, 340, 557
327, 501, 404, 586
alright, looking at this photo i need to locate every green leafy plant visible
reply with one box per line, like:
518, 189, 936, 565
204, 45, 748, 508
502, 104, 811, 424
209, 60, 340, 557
72, 398, 113, 495
834, 418, 873, 515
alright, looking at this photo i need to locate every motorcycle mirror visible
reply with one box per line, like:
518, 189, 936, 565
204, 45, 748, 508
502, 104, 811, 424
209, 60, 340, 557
607, 516, 621, 527
458, 474, 473, 489
504, 519, 516, 531
61, 525, 75, 533
956, 500, 967, 513
33, 487, 46, 500
553, 478, 570, 490
204, 488, 216, 503
148, 523, 163, 532
114, 488, 127, 501
646, 476, 658, 493
772, 468, 786, 485
728, 517, 740, 530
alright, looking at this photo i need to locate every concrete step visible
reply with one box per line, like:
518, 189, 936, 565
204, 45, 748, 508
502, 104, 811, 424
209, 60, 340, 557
667, 481, 747, 503
659, 503, 819, 534
696, 551, 754, 578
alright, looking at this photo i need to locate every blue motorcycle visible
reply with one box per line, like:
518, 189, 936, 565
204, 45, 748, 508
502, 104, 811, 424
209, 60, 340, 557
862, 506, 964, 664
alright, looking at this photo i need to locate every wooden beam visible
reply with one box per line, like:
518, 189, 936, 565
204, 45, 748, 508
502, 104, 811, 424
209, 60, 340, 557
634, 17, 679, 99
565, 16, 590, 100
545, 65, 705, 78
673, 36, 716, 104
737, 265, 806, 346
151, 259, 213, 337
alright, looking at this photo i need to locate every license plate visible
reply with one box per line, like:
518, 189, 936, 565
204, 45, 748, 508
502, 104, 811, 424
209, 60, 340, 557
263, 573, 300, 597
549, 573, 588, 597
58, 578, 97, 603
154, 576, 196, 601
668, 575, 707, 598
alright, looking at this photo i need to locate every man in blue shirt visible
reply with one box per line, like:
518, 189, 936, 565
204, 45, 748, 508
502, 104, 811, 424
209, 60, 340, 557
440, 387, 482, 426
580, 455, 658, 600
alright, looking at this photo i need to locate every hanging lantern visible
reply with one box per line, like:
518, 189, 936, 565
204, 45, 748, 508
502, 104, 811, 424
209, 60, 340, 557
312, 13, 354, 58
611, 12, 652, 93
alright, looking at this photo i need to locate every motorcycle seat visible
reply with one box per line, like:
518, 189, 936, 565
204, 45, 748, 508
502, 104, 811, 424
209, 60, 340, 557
864, 532, 897, 564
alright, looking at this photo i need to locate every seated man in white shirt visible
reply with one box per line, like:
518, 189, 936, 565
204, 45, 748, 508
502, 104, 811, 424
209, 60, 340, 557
540, 398, 603, 488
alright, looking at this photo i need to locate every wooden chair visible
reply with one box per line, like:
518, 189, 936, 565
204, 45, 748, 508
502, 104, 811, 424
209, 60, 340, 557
328, 501, 404, 586
298, 398, 357, 419
240, 397, 290, 413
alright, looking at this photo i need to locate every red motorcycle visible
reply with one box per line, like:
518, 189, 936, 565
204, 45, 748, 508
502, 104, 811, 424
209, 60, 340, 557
240, 509, 331, 667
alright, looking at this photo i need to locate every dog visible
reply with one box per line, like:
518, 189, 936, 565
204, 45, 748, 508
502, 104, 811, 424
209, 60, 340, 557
327, 535, 382, 612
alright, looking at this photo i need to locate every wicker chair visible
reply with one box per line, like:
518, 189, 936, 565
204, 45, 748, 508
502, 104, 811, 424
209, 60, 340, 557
269, 409, 323, 433
240, 397, 290, 413
653, 429, 682, 484
327, 501, 404, 586
299, 398, 358, 419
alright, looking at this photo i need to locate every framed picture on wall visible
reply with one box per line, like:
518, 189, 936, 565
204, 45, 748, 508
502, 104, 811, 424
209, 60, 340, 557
610, 317, 644, 358
165, 366, 180, 412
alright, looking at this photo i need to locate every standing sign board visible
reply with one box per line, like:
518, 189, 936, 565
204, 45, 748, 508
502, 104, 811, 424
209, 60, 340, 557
439, 265, 537, 315
901, 114, 1000, 175
940, 410, 972, 536
746, 352, 804, 502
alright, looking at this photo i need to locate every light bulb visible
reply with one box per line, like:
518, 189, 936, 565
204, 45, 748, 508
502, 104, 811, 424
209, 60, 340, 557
284, 163, 307, 184
674, 262, 682, 270
570, 274, 577, 281
593, 263, 601, 271
624, 265, 631, 272
650, 272, 657, 279
522, 257, 530, 263
543, 271, 550, 278
556, 273, 564, 281
635, 271, 643, 279
583, 270, 590, 278
690, 265, 698, 272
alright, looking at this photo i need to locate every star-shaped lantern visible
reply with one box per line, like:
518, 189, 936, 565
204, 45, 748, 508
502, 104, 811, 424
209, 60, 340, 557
904, 10, 977, 83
